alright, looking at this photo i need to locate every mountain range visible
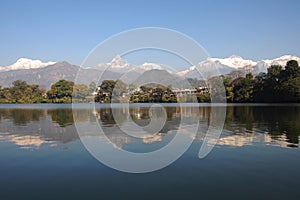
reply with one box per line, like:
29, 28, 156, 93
0, 55, 299, 89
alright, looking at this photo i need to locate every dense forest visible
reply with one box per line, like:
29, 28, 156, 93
0, 60, 299, 103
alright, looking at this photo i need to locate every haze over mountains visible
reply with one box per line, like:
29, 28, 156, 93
0, 55, 299, 89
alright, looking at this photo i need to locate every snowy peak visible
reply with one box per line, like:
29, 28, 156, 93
262, 55, 300, 66
0, 58, 56, 72
229, 55, 243, 59
96, 55, 132, 71
96, 56, 167, 73
1, 54, 300, 78
109, 55, 130, 68
176, 54, 300, 78
211, 55, 257, 69
177, 66, 196, 76
140, 62, 164, 70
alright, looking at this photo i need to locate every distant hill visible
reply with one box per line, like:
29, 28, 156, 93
132, 69, 196, 89
0, 62, 78, 89
1, 55, 300, 89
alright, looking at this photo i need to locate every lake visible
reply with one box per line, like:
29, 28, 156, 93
0, 103, 299, 199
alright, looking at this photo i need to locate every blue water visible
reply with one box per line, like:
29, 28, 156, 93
0, 104, 299, 199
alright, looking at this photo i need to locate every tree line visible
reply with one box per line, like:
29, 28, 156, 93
224, 60, 300, 102
0, 79, 96, 103
0, 60, 299, 103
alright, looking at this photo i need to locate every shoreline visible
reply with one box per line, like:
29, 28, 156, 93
1, 102, 300, 108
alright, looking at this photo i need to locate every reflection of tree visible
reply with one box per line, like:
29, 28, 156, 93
225, 106, 300, 145
2, 105, 298, 149
253, 106, 300, 145
165, 107, 176, 121
46, 109, 94, 127
97, 106, 180, 134
0, 109, 79, 146
0, 109, 46, 125
225, 106, 255, 131
98, 108, 116, 126
47, 109, 74, 127
72, 109, 91, 122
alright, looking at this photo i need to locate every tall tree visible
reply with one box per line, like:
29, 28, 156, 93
232, 73, 254, 102
73, 84, 89, 100
88, 82, 97, 95
0, 80, 45, 103
95, 80, 116, 103
257, 65, 283, 102
47, 80, 74, 103
283, 60, 300, 79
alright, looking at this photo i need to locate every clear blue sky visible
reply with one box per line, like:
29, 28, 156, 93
1, 0, 300, 65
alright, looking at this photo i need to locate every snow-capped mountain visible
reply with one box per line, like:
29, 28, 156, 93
0, 58, 56, 72
211, 55, 257, 69
1, 55, 300, 88
140, 62, 164, 71
262, 55, 300, 66
177, 59, 236, 78
177, 55, 300, 78
95, 55, 133, 73
96, 56, 166, 73
250, 55, 300, 74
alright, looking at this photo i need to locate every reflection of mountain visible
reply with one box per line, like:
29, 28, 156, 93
0, 105, 299, 149
0, 132, 53, 149
224, 106, 300, 146
0, 108, 79, 148
143, 133, 162, 144
217, 132, 296, 148
96, 106, 182, 148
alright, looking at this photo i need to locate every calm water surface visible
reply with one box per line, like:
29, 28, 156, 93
0, 104, 299, 200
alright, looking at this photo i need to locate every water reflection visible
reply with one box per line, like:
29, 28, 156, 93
0, 104, 299, 149
0, 108, 46, 125
224, 106, 300, 147
0, 108, 78, 149
48, 109, 74, 127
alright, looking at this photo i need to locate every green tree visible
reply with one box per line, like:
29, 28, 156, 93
129, 84, 176, 103
47, 80, 74, 103
253, 65, 283, 102
280, 77, 300, 102
5, 80, 46, 103
95, 80, 116, 103
223, 77, 234, 102
140, 85, 149, 93
73, 84, 89, 100
233, 73, 254, 102
283, 60, 300, 79
113, 80, 127, 96
88, 82, 97, 95
252, 60, 300, 102
253, 72, 267, 102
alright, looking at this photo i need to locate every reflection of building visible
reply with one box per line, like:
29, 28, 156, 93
174, 106, 209, 121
